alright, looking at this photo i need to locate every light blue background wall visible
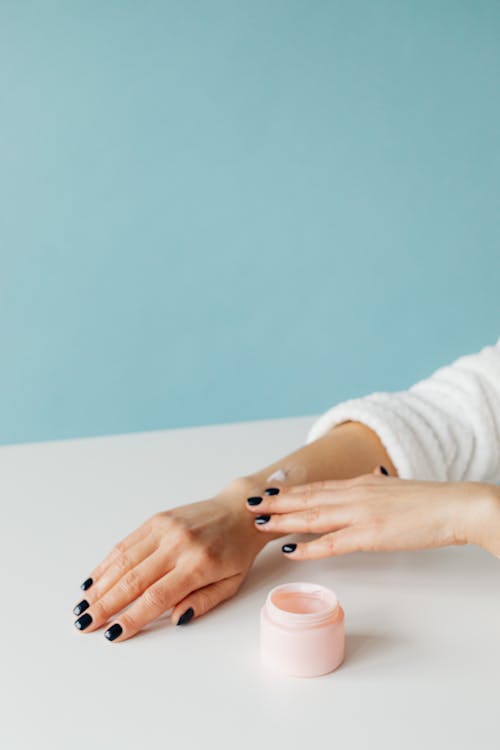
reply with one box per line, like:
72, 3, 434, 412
1, 1, 499, 446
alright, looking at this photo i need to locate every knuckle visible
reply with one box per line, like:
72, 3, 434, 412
143, 583, 168, 612
112, 552, 132, 574
107, 543, 125, 565
195, 588, 214, 614
120, 610, 140, 633
151, 511, 166, 527
325, 534, 337, 554
179, 527, 197, 546
302, 485, 316, 504
118, 568, 142, 598
167, 517, 197, 545
305, 506, 321, 524
86, 584, 101, 603
190, 547, 217, 579
196, 539, 219, 563
113, 540, 127, 555
92, 598, 110, 621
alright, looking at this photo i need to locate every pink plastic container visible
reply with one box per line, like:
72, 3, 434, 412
260, 582, 345, 677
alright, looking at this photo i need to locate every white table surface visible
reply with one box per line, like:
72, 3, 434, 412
1, 416, 499, 749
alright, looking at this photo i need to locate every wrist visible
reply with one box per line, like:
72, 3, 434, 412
219, 475, 259, 498
464, 483, 500, 556
217, 475, 290, 548
215, 476, 271, 553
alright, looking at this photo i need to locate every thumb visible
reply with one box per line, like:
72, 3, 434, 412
171, 573, 244, 626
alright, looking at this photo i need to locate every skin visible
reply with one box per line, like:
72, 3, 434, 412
73, 421, 500, 641
249, 466, 500, 559
75, 493, 266, 638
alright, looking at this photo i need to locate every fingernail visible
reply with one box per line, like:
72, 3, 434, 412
73, 599, 89, 616
246, 496, 262, 506
255, 514, 270, 525
264, 487, 280, 495
282, 543, 297, 554
177, 607, 194, 626
104, 623, 123, 641
80, 577, 93, 591
74, 613, 92, 630
380, 466, 389, 476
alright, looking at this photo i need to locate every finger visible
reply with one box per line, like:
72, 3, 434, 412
273, 474, 378, 501
101, 567, 190, 642
171, 573, 244, 626
246, 481, 361, 515
85, 518, 154, 585
284, 472, 389, 499
281, 527, 374, 560
74, 547, 174, 633
246, 490, 339, 514
74, 534, 158, 612
253, 505, 352, 534
284, 477, 368, 495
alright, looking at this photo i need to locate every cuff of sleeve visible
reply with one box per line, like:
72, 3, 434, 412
304, 393, 445, 481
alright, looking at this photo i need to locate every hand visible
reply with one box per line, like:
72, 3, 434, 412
73, 479, 267, 642
245, 467, 500, 559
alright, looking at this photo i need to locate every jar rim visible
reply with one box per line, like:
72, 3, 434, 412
265, 581, 339, 627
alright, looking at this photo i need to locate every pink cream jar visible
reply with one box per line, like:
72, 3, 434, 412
260, 582, 345, 677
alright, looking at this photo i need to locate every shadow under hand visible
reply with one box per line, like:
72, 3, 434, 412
238, 541, 298, 597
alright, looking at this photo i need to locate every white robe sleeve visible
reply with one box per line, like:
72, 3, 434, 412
305, 338, 500, 482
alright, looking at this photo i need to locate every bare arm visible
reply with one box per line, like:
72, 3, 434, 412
238, 420, 397, 489
224, 420, 397, 546
73, 421, 395, 641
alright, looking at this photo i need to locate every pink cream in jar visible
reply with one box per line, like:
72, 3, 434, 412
260, 582, 345, 677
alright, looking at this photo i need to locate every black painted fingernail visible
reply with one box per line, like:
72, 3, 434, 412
80, 577, 93, 591
74, 613, 92, 630
282, 543, 297, 553
380, 466, 389, 476
73, 599, 89, 616
255, 514, 270, 525
247, 496, 262, 506
104, 623, 123, 641
177, 607, 194, 626
264, 487, 280, 495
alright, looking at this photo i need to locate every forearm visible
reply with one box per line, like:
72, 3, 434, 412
243, 421, 397, 488
219, 421, 395, 548
218, 421, 500, 559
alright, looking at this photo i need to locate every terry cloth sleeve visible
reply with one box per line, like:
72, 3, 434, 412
304, 338, 500, 482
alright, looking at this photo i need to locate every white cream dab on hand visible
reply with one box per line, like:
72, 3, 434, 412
266, 468, 287, 483
266, 465, 308, 484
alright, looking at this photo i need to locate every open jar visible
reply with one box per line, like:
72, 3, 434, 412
260, 581, 345, 677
